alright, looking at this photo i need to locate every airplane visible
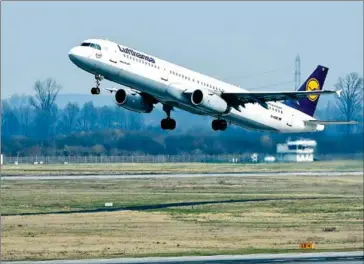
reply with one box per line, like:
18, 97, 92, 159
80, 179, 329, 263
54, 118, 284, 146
68, 39, 357, 133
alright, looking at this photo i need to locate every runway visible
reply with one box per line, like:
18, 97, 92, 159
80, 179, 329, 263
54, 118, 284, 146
1, 171, 362, 181
3, 251, 363, 263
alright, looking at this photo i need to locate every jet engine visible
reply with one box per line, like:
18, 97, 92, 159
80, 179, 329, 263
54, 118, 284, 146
115, 88, 154, 113
191, 89, 229, 114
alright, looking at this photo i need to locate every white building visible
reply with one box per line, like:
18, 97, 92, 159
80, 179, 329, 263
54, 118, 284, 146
276, 139, 317, 162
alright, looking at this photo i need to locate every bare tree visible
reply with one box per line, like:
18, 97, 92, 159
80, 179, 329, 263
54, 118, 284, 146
17, 105, 34, 136
62, 102, 80, 134
334, 72, 363, 134
29, 78, 62, 112
29, 78, 62, 138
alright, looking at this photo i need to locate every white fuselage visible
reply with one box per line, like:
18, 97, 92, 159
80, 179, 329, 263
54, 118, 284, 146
68, 39, 324, 133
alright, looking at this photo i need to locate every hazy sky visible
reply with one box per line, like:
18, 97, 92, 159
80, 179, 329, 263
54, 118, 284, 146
1, 1, 363, 99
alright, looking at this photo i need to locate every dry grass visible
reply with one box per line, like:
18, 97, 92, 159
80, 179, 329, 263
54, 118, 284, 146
2, 209, 362, 260
1, 174, 363, 260
2, 160, 362, 176
1, 175, 363, 215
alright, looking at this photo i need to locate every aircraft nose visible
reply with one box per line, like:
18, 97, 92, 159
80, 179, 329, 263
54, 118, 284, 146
68, 46, 81, 62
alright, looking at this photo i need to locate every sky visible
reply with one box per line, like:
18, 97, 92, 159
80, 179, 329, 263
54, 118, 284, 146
1, 1, 363, 100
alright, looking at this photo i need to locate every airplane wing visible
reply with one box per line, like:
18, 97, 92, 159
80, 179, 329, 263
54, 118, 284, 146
221, 89, 341, 109
303, 120, 359, 125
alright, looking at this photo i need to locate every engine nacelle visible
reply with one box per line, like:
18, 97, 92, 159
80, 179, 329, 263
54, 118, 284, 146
115, 88, 153, 113
191, 89, 229, 114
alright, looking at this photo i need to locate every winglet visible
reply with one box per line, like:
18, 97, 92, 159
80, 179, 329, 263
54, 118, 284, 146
336, 89, 343, 97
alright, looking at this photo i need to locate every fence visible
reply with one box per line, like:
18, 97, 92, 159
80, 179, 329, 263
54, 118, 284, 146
2, 153, 362, 165
2, 154, 253, 165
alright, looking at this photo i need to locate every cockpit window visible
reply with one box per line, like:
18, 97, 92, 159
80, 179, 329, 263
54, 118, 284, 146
80, 42, 101, 50
90, 43, 102, 50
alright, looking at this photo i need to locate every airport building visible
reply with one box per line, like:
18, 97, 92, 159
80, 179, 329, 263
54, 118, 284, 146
276, 139, 317, 162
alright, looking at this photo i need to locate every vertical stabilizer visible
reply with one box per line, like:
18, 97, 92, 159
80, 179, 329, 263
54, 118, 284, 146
284, 65, 328, 117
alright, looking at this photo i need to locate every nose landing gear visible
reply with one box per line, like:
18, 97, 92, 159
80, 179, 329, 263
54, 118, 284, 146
91, 74, 103, 95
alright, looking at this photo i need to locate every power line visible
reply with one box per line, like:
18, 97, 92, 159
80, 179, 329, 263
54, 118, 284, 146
295, 55, 301, 90
223, 66, 293, 81
248, 80, 295, 91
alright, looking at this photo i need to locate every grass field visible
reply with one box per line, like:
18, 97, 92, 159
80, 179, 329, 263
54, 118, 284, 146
1, 159, 363, 176
1, 173, 363, 261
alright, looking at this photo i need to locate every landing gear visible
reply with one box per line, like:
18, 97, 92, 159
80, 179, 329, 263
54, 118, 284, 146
161, 104, 176, 130
91, 87, 100, 94
212, 119, 227, 131
161, 118, 176, 130
91, 74, 103, 95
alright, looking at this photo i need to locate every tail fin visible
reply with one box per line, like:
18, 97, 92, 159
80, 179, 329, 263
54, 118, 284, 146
284, 65, 328, 117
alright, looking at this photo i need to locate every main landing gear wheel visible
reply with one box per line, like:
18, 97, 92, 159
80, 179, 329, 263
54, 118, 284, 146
161, 104, 176, 130
212, 119, 227, 131
161, 118, 176, 130
91, 74, 103, 95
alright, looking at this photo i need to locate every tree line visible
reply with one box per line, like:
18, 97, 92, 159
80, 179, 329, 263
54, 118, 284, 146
2, 79, 145, 141
1, 73, 363, 157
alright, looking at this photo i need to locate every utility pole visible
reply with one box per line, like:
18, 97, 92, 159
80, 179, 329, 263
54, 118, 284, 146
295, 55, 301, 90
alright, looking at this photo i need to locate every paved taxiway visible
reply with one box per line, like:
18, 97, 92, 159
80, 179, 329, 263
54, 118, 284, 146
3, 251, 363, 264
1, 171, 362, 181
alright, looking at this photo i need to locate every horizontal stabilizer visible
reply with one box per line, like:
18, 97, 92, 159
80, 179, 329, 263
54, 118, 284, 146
304, 120, 359, 125
221, 90, 338, 110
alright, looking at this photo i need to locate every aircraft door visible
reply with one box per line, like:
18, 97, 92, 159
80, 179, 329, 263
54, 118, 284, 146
286, 113, 294, 127
108, 48, 118, 64
161, 67, 169, 82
